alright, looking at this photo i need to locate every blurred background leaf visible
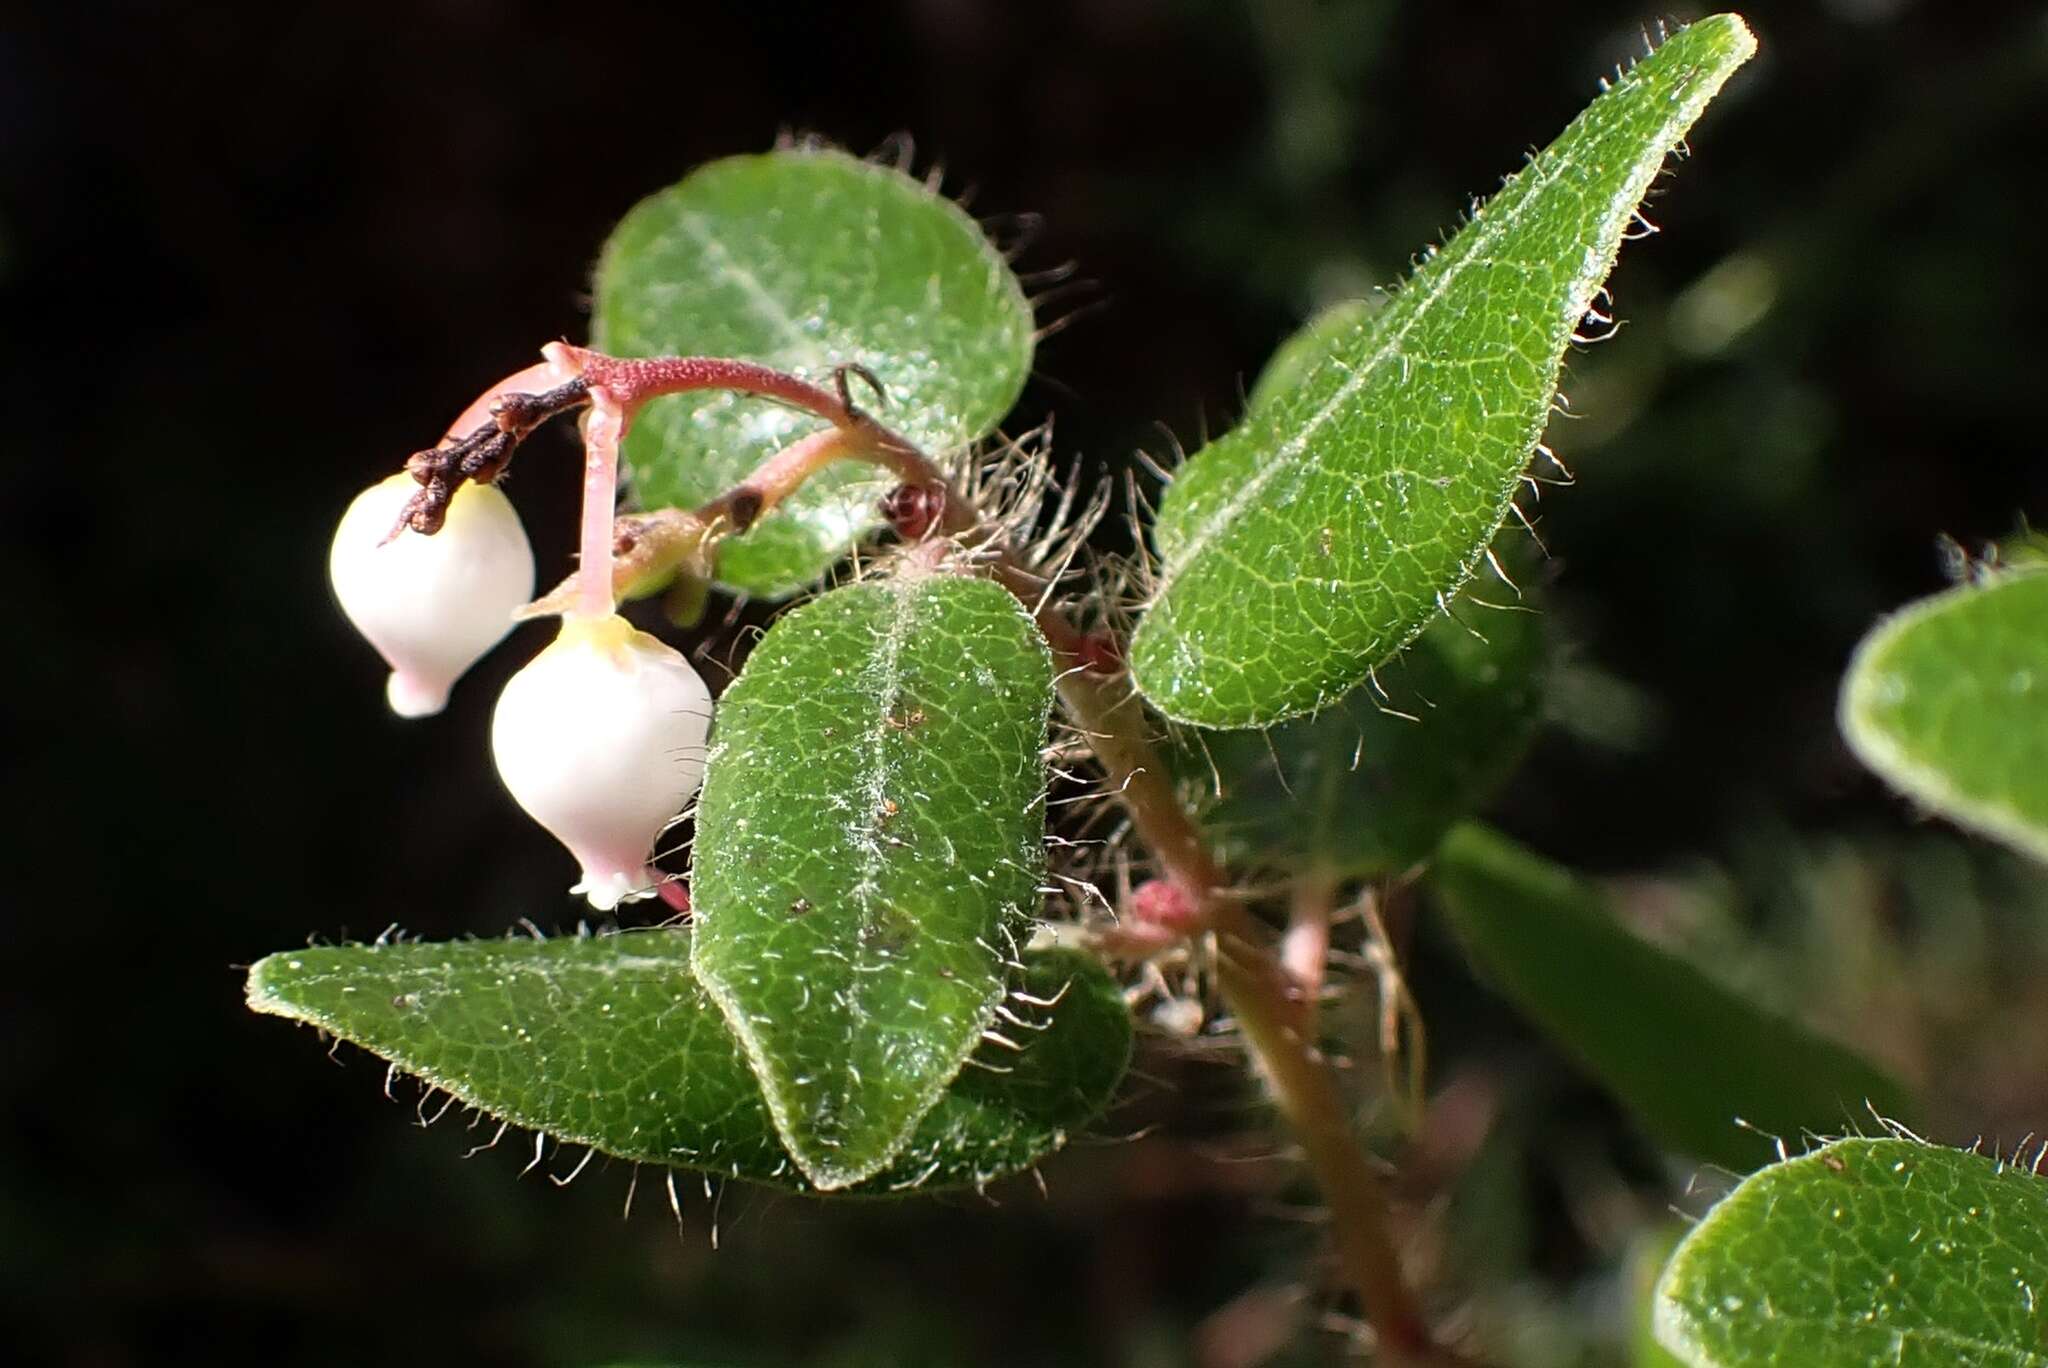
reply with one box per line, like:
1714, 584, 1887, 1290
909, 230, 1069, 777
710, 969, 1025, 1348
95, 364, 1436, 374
1842, 567, 2048, 864
1180, 565, 1547, 878
1432, 823, 1910, 1173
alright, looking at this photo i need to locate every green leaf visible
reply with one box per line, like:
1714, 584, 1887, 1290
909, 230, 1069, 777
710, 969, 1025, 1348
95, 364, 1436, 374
691, 572, 1056, 1189
246, 936, 1127, 1196
1654, 1138, 2048, 1367
1129, 16, 1756, 727
594, 147, 1035, 598
1432, 824, 1909, 1173
1841, 568, 2048, 864
1631, 1226, 1691, 1368
1244, 298, 1377, 412
1185, 582, 1545, 877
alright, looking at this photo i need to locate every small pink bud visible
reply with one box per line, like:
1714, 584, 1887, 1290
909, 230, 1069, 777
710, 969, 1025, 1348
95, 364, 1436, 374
329, 474, 534, 717
490, 614, 713, 910
1131, 878, 1200, 931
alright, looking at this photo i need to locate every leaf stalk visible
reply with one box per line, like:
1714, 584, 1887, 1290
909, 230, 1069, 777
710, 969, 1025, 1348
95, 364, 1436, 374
393, 346, 1476, 1364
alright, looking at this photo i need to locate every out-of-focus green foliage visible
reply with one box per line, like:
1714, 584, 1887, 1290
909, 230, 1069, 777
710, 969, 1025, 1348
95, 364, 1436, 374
1433, 824, 1910, 1172
27, 2, 2048, 1365
1842, 568, 2048, 864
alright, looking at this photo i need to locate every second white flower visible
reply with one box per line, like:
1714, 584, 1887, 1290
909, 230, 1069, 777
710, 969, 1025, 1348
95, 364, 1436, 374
491, 614, 713, 910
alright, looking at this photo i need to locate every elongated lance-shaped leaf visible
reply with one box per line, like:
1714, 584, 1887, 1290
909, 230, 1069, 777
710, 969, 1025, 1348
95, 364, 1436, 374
691, 572, 1056, 1189
246, 936, 1128, 1196
1130, 16, 1756, 727
1655, 1138, 2048, 1366
1245, 297, 1377, 413
594, 147, 1035, 598
1433, 824, 1910, 1173
1841, 567, 2048, 864
1184, 569, 1546, 878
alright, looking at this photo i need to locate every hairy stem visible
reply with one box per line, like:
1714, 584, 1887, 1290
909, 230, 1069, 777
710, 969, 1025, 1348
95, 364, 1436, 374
404, 349, 1471, 1363
1215, 940, 1469, 1367
825, 409, 1470, 1366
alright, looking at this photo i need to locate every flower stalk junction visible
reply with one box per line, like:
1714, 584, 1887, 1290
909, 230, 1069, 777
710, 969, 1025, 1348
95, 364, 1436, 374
329, 344, 1471, 1367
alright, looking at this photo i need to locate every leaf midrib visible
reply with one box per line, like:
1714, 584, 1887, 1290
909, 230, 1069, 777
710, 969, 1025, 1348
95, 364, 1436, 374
673, 208, 834, 371
1148, 138, 1566, 602
1149, 28, 1735, 611
838, 581, 1005, 1150
712, 580, 1007, 1189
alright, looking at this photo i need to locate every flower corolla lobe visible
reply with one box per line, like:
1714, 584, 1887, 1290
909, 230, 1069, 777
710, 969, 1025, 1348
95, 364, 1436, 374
490, 614, 713, 910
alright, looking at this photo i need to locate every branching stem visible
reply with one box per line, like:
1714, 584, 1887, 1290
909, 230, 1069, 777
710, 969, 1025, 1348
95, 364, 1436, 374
400, 347, 1475, 1366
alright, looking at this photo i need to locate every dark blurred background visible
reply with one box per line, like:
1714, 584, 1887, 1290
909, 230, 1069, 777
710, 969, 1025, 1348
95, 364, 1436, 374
6, 1, 2048, 1364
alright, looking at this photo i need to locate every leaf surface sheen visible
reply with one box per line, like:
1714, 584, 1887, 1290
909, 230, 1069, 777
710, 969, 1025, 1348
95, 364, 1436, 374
1130, 16, 1756, 726
1841, 568, 2048, 864
247, 936, 1127, 1195
1655, 1139, 2048, 1367
594, 148, 1035, 597
1432, 823, 1909, 1173
1189, 582, 1546, 877
691, 572, 1056, 1189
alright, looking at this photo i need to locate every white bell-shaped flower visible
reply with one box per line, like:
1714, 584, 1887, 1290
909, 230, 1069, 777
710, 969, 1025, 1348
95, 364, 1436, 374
329, 474, 535, 717
490, 614, 713, 910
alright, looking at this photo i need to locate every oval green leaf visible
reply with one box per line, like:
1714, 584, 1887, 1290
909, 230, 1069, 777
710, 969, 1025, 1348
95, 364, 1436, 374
1631, 1226, 1691, 1368
1841, 568, 2048, 864
691, 572, 1056, 1189
1432, 824, 1909, 1173
1655, 1138, 2048, 1366
246, 935, 1127, 1196
1130, 16, 1756, 727
594, 147, 1035, 597
1186, 582, 1545, 877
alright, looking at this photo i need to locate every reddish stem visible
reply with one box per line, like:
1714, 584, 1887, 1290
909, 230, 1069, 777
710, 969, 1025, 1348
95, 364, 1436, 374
577, 390, 628, 620
553, 346, 851, 427
814, 399, 1474, 1366
394, 349, 1472, 1364
720, 427, 858, 528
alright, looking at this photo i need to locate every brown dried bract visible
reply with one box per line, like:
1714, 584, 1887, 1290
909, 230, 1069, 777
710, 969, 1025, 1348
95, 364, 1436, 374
391, 378, 592, 538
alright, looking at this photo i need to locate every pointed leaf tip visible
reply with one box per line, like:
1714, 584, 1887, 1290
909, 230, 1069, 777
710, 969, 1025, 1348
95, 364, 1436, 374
1130, 16, 1755, 727
246, 935, 1128, 1195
